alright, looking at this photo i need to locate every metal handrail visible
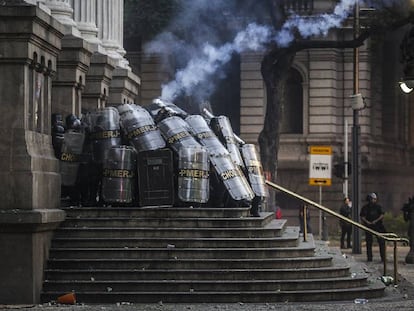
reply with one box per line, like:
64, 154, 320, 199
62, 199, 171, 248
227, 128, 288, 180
266, 180, 409, 284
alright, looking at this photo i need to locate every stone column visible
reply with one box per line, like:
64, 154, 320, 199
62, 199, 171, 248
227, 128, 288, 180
72, 0, 104, 53
43, 0, 81, 37
82, 52, 117, 111
0, 4, 65, 304
52, 35, 93, 118
96, 0, 129, 68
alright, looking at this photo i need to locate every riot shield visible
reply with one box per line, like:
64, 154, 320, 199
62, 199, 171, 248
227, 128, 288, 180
87, 107, 122, 163
210, 153, 254, 202
146, 98, 189, 122
118, 103, 166, 152
185, 114, 254, 203
210, 116, 244, 167
241, 144, 269, 198
177, 146, 210, 204
185, 115, 228, 157
101, 145, 137, 204
60, 130, 85, 187
157, 116, 200, 153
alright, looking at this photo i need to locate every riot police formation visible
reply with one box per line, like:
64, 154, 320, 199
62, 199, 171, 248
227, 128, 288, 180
51, 99, 268, 215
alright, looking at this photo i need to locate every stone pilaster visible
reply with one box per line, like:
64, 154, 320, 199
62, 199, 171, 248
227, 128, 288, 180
52, 35, 93, 117
82, 52, 117, 111
0, 4, 65, 304
139, 53, 172, 105
52, 36, 92, 116
108, 67, 141, 106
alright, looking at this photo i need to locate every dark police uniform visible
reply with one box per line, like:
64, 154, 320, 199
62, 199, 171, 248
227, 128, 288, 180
360, 193, 386, 262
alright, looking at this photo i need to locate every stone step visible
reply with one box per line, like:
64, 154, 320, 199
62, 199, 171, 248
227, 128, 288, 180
53, 219, 287, 239
51, 226, 300, 248
41, 283, 385, 303
62, 212, 275, 228
62, 206, 252, 219
49, 229, 313, 260
42, 275, 368, 293
48, 245, 315, 260
46, 256, 334, 270
41, 205, 386, 304
44, 266, 351, 281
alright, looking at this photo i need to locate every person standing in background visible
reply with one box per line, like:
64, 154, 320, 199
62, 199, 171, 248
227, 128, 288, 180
339, 197, 352, 249
360, 192, 386, 262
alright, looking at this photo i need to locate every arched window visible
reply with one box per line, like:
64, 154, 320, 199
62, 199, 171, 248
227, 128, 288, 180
280, 67, 303, 134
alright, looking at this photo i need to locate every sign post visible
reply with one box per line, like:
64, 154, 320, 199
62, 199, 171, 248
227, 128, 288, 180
309, 146, 332, 240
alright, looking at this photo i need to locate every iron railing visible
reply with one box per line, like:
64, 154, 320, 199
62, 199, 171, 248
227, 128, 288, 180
266, 180, 409, 284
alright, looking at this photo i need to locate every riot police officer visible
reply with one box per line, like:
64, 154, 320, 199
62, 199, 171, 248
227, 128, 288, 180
360, 192, 386, 262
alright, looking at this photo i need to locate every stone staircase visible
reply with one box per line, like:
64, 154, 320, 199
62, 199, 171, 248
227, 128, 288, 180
40, 206, 385, 303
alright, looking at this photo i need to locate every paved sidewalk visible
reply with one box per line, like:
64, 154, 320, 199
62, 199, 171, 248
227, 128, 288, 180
2, 243, 414, 311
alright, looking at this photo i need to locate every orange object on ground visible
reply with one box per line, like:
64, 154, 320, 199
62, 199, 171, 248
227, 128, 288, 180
57, 292, 76, 304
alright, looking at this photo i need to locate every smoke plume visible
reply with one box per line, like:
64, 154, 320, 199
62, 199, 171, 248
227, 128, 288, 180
143, 0, 396, 103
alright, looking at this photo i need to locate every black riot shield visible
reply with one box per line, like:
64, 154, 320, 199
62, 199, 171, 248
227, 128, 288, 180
177, 146, 210, 204
209, 116, 244, 167
118, 103, 166, 152
157, 116, 200, 153
241, 144, 269, 198
137, 148, 175, 207
101, 145, 136, 205
87, 107, 122, 164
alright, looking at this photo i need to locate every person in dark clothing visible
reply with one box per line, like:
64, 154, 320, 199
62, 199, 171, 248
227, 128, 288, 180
339, 197, 352, 249
360, 192, 386, 262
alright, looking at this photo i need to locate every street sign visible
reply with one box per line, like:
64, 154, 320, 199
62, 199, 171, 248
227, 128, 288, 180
309, 146, 332, 186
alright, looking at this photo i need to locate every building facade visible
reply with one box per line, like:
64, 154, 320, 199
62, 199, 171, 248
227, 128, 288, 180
238, 2, 414, 231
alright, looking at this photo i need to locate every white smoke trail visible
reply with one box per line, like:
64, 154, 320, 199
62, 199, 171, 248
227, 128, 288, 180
276, 0, 358, 46
161, 23, 271, 101
160, 0, 359, 102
